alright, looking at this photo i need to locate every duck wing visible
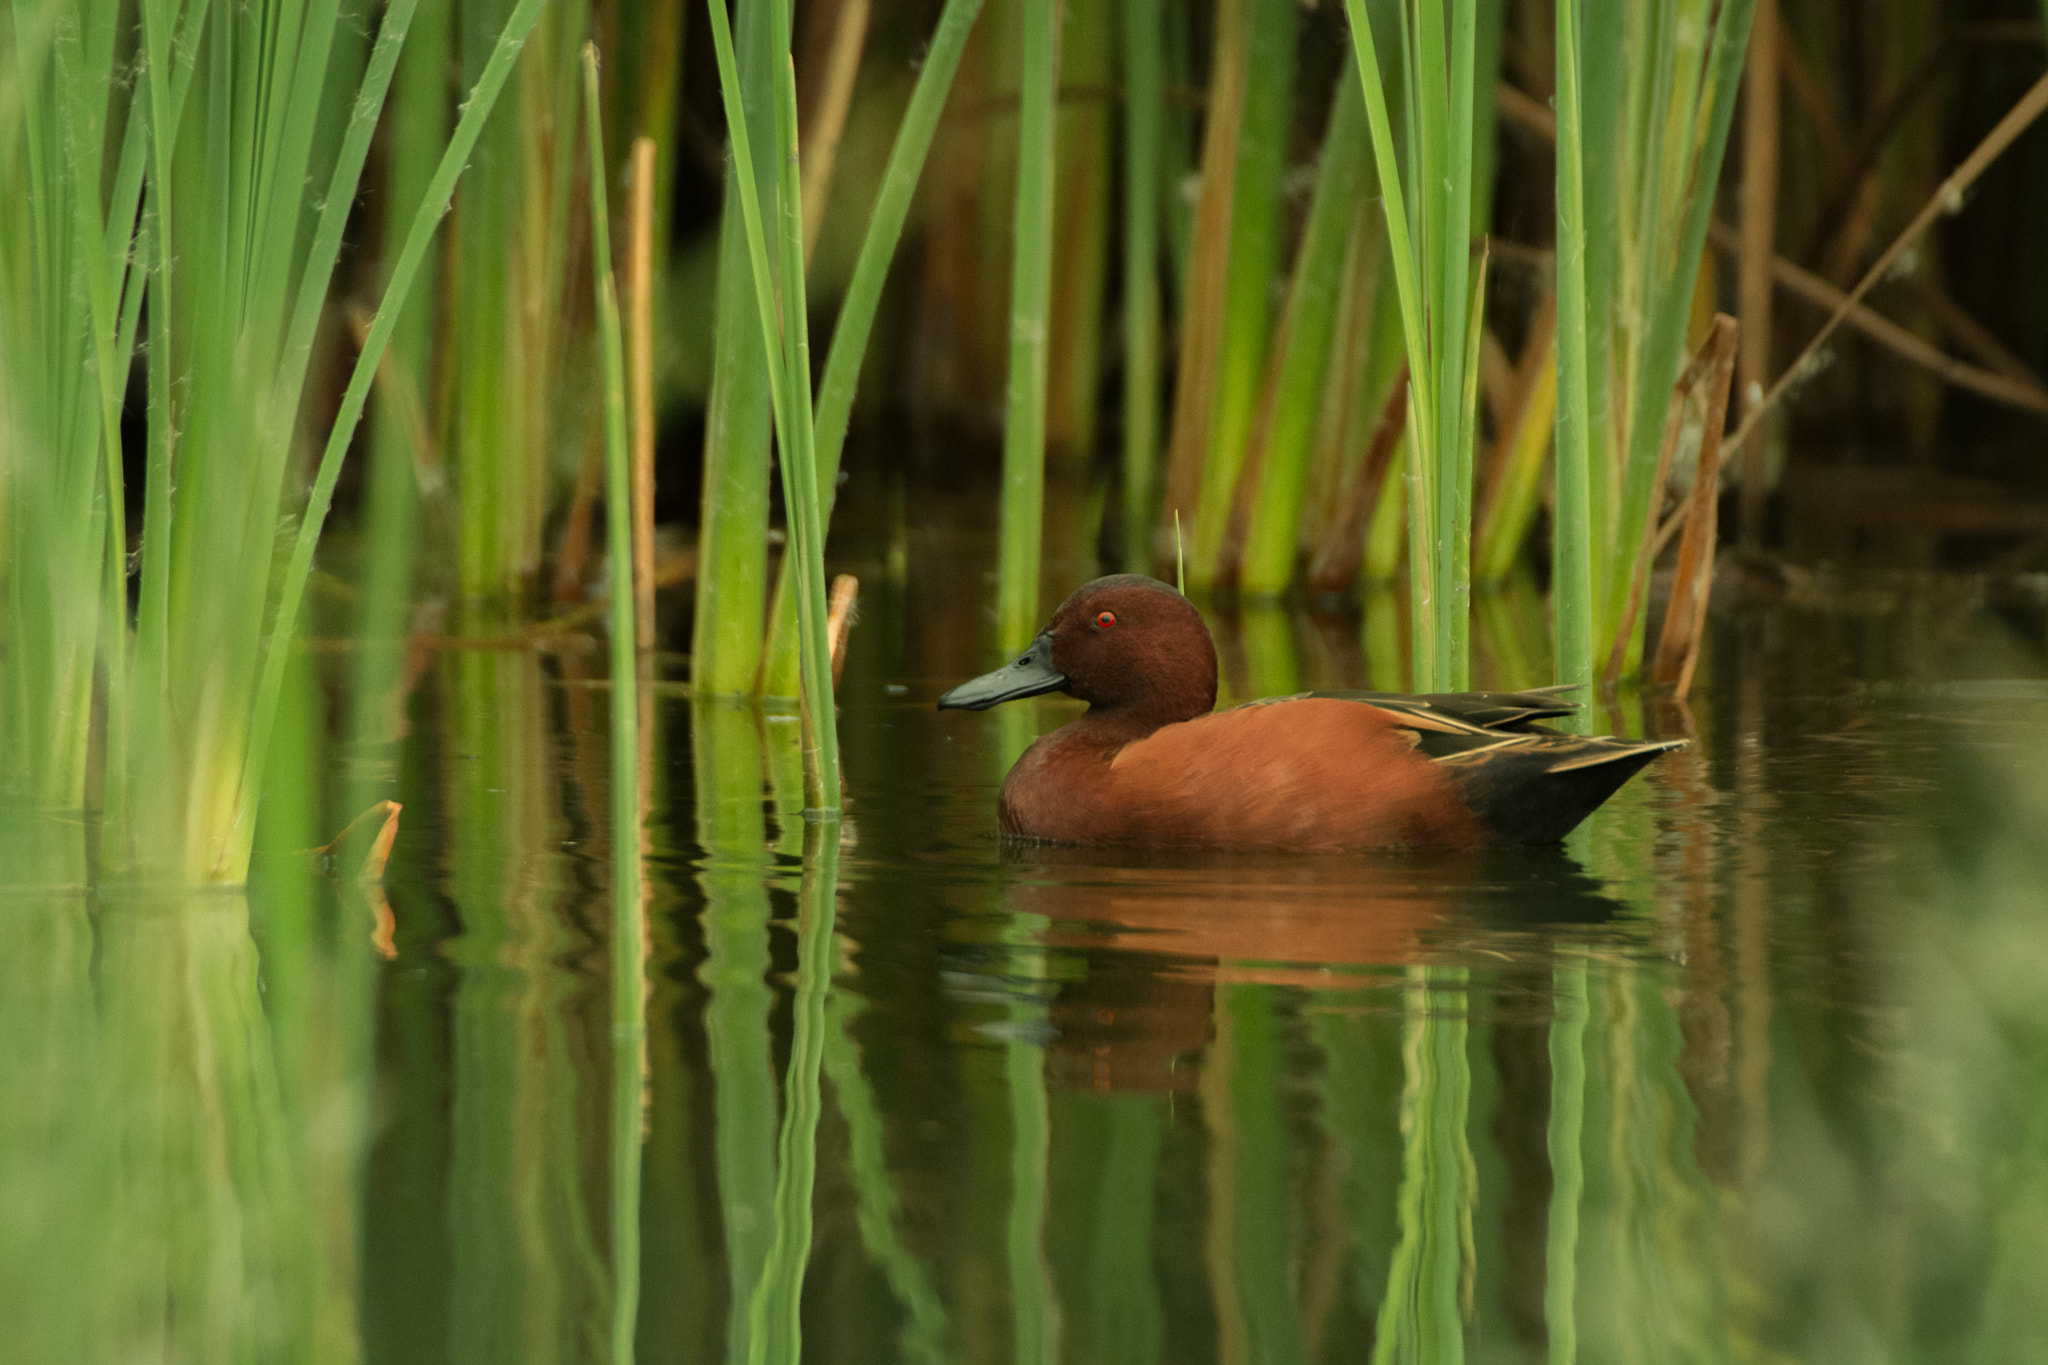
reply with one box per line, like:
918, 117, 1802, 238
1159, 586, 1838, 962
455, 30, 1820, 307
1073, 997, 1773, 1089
1234, 688, 1678, 842
1247, 685, 1582, 733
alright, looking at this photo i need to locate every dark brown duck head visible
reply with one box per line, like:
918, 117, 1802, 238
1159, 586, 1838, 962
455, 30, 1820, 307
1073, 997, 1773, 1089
937, 575, 1217, 735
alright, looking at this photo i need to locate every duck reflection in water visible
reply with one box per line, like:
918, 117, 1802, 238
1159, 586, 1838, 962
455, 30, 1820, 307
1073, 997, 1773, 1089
998, 842, 1625, 1094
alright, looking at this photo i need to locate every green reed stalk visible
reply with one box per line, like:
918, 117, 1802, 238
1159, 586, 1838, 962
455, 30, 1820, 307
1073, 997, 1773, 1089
703, 0, 842, 809
0, 0, 140, 811
1558, 0, 1753, 679
759, 0, 985, 699
1240, 74, 1369, 598
1343, 0, 1485, 691
1546, 954, 1588, 1364
1046, 1, 1113, 465
996, 0, 1060, 652
236, 0, 549, 880
693, 0, 776, 697
581, 47, 645, 1365
1552, 0, 1597, 691
1120, 0, 1165, 571
1189, 0, 1295, 591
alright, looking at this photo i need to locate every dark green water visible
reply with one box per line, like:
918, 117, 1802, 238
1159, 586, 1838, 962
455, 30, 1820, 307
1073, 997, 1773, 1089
7, 570, 2048, 1363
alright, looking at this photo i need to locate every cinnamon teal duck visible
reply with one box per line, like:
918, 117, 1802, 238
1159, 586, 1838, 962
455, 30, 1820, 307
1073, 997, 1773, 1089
937, 574, 1679, 849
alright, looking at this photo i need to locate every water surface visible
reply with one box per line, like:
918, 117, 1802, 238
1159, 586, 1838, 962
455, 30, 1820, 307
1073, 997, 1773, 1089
7, 571, 2048, 1362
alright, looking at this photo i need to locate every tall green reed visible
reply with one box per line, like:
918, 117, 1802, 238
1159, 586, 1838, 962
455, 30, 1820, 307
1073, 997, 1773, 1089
1342, 0, 1493, 691
693, 0, 779, 697
1186, 0, 1294, 592
1238, 75, 1369, 598
703, 0, 842, 807
996, 0, 1060, 652
1551, 0, 1754, 684
0, 0, 144, 811
579, 45, 645, 1364
759, 0, 985, 698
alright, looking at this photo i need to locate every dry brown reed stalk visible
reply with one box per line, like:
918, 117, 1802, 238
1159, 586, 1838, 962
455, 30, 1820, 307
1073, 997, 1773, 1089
1737, 0, 1778, 546
826, 574, 859, 684
1721, 69, 2048, 466
629, 137, 659, 649
1904, 276, 2048, 389
1158, 0, 1247, 564
1652, 316, 1739, 699
1605, 318, 1736, 684
1306, 368, 1408, 596
799, 0, 872, 264
553, 429, 604, 603
1706, 221, 2048, 413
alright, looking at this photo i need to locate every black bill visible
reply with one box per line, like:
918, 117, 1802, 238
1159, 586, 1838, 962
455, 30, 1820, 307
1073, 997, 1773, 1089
936, 632, 1067, 711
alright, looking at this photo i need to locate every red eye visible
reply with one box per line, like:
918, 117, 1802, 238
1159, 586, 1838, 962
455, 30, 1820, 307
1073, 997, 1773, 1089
1095, 611, 1117, 629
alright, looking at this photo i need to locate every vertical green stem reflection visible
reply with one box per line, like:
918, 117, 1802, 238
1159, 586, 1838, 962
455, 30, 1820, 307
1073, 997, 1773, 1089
1374, 965, 1473, 1365
693, 701, 778, 1364
997, 0, 1061, 652
747, 823, 841, 1365
581, 46, 645, 1365
825, 996, 951, 1364
1546, 954, 1587, 1364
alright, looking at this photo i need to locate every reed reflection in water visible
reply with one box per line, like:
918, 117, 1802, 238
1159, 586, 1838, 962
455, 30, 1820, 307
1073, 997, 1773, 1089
5, 584, 2048, 1361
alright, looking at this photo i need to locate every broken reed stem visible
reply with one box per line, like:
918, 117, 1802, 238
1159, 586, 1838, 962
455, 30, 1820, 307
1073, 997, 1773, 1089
799, 0, 871, 264
1604, 319, 1736, 685
629, 136, 659, 650
1738, 0, 1778, 547
826, 574, 858, 685
1721, 68, 2048, 465
1653, 315, 1739, 698
554, 429, 604, 602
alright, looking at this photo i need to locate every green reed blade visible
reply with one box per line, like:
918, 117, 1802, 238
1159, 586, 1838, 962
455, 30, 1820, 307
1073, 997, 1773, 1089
1599, 0, 1754, 674
235, 0, 550, 876
582, 45, 646, 1362
692, 0, 777, 697
759, 0, 985, 699
995, 0, 1060, 652
1552, 0, 1596, 692
1120, 0, 1165, 571
1240, 74, 1368, 599
1188, 0, 1294, 590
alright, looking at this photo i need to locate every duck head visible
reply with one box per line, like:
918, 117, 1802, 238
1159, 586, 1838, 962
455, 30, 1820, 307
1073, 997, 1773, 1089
937, 575, 1218, 729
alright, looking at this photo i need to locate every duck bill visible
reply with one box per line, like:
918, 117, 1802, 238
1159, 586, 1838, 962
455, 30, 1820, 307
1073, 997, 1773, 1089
937, 632, 1067, 711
